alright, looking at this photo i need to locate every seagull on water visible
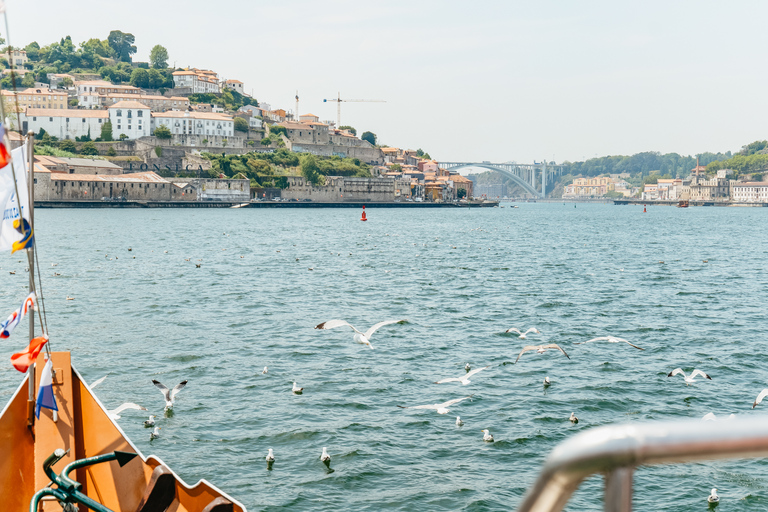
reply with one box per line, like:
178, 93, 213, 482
456, 416, 464, 427
576, 336, 644, 350
482, 429, 494, 442
292, 382, 303, 394
314, 319, 405, 349
708, 488, 719, 504
753, 389, 768, 409
320, 447, 331, 467
107, 403, 147, 420
569, 412, 578, 424
152, 379, 188, 410
667, 368, 711, 385
515, 344, 570, 364
435, 365, 490, 385
266, 448, 275, 469
544, 376, 551, 387
398, 395, 473, 414
464, 363, 471, 372
505, 327, 540, 339
150, 427, 161, 440
262, 366, 268, 374
144, 415, 156, 427
90, 375, 108, 389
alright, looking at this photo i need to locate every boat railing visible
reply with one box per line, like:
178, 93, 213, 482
516, 416, 768, 512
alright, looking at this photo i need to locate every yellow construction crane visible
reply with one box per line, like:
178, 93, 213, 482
323, 92, 385, 128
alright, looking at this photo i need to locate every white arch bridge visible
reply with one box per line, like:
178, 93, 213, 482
438, 162, 567, 198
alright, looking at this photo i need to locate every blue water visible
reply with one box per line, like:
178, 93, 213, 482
2, 203, 768, 511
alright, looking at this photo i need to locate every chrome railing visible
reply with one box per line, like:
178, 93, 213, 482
516, 416, 768, 512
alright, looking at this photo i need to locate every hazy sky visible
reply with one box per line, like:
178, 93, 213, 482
6, 1, 768, 163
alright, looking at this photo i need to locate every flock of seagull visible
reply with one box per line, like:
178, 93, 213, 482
93, 376, 188, 441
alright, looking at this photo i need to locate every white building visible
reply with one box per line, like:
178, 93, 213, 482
223, 79, 245, 95
172, 69, 219, 94
108, 101, 151, 139
151, 111, 234, 137
19, 108, 107, 140
732, 182, 768, 203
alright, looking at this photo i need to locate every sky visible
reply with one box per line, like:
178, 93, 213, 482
5, 1, 768, 164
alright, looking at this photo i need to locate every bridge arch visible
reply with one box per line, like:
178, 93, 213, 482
442, 163, 541, 198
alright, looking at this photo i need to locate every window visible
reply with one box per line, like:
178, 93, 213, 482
128, 110, 132, 118
116, 110, 122, 117
49, 117, 53, 122
138, 110, 143, 117
82, 119, 86, 123
32, 117, 36, 121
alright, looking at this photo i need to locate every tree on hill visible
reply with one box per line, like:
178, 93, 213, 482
129, 68, 149, 88
154, 125, 172, 140
80, 141, 98, 155
107, 30, 137, 62
339, 125, 356, 136
101, 121, 113, 142
24, 42, 40, 61
149, 45, 168, 69
301, 154, 322, 185
59, 139, 76, 153
234, 117, 249, 133
361, 131, 376, 146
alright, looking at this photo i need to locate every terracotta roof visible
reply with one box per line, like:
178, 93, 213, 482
24, 108, 108, 118
381, 147, 398, 153
300, 113, 318, 118
50, 171, 168, 183
225, 79, 243, 84
20, 88, 66, 95
109, 100, 151, 110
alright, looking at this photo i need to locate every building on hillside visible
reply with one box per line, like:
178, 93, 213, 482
76, 81, 141, 109
101, 94, 189, 112
381, 147, 398, 163
19, 108, 107, 140
222, 79, 245, 95
450, 173, 474, 198
563, 176, 615, 197
686, 169, 732, 201
47, 73, 76, 89
151, 110, 235, 137
641, 183, 658, 200
3, 88, 68, 110
172, 69, 219, 94
9, 49, 27, 67
109, 101, 151, 139
732, 182, 768, 203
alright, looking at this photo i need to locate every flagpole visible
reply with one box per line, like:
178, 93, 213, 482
25, 132, 35, 426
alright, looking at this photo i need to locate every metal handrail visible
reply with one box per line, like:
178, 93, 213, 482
516, 416, 768, 512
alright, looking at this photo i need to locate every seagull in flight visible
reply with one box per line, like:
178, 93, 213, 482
107, 403, 147, 420
515, 344, 570, 364
398, 395, 473, 414
576, 336, 644, 350
753, 389, 768, 409
505, 327, 540, 339
435, 365, 490, 385
152, 379, 188, 410
90, 375, 108, 389
314, 319, 405, 349
667, 368, 711, 385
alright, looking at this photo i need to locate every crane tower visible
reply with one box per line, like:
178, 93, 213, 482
323, 92, 385, 128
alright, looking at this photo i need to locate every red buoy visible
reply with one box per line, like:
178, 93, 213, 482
643, 204, 647, 213
361, 205, 367, 221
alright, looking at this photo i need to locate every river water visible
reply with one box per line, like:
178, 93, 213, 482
1, 203, 768, 511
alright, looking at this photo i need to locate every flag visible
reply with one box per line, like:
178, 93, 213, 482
10, 335, 48, 372
0, 145, 31, 253
0, 124, 10, 168
0, 292, 35, 338
35, 358, 57, 418
11, 217, 33, 253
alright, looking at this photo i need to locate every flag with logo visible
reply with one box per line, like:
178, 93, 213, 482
0, 144, 32, 253
0, 292, 35, 338
10, 335, 48, 372
36, 358, 57, 418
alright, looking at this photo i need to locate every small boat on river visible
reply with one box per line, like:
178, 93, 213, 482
677, 200, 689, 208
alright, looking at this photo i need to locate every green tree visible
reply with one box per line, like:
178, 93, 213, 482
301, 154, 322, 185
24, 42, 40, 61
59, 139, 76, 153
107, 30, 137, 62
269, 125, 287, 137
339, 125, 356, 136
68, 98, 78, 107
390, 164, 402, 171
147, 68, 165, 89
234, 117, 249, 133
154, 125, 171, 139
361, 131, 376, 145
100, 120, 113, 142
457, 188, 467, 199
80, 141, 98, 155
21, 73, 34, 87
155, 146, 163, 157
106, 146, 117, 157
129, 68, 149, 88
149, 44, 169, 69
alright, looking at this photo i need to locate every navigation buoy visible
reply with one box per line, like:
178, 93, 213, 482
361, 205, 367, 222
643, 204, 647, 213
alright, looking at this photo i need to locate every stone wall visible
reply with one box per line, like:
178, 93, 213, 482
284, 139, 382, 165
282, 176, 399, 202
34, 173, 175, 201
171, 178, 250, 201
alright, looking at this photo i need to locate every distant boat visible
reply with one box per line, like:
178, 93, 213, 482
677, 200, 689, 208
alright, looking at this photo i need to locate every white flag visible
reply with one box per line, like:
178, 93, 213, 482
0, 145, 30, 253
